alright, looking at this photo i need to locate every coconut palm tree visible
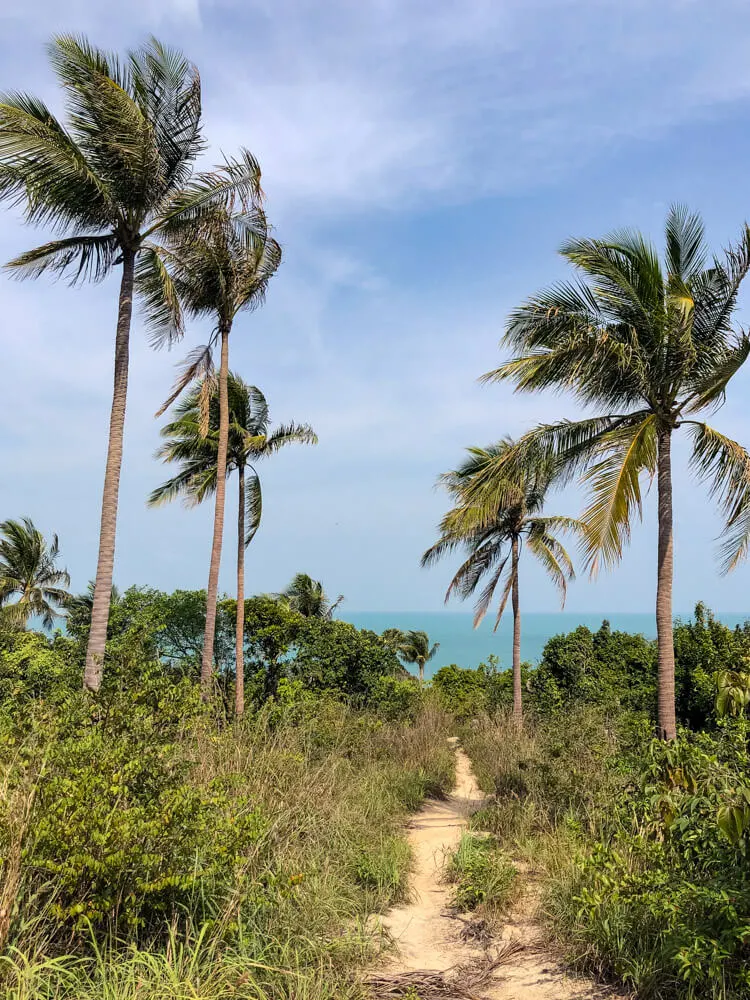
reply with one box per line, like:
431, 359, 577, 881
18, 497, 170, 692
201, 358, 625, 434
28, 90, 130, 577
0, 518, 70, 628
281, 574, 344, 619
0, 35, 264, 691
153, 208, 281, 698
422, 440, 580, 724
397, 630, 439, 685
381, 627, 407, 652
149, 373, 316, 714
474, 206, 750, 739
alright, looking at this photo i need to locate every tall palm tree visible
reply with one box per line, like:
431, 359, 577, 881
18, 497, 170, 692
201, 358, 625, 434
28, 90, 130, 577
397, 630, 439, 685
0, 518, 70, 628
0, 35, 264, 691
149, 373, 316, 714
422, 440, 580, 724
281, 573, 344, 619
154, 208, 281, 698
474, 206, 750, 739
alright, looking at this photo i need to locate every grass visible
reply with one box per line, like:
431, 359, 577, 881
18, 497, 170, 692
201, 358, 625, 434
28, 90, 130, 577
444, 832, 517, 916
0, 700, 456, 999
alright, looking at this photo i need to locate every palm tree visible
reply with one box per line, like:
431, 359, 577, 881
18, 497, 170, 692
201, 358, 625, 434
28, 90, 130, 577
422, 440, 580, 724
381, 627, 407, 652
153, 209, 281, 699
149, 373, 316, 714
397, 630, 439, 685
475, 206, 750, 739
0, 518, 70, 628
0, 36, 264, 691
281, 574, 344, 619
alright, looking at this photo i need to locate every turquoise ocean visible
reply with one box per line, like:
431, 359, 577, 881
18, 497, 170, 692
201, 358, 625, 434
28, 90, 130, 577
340, 611, 750, 680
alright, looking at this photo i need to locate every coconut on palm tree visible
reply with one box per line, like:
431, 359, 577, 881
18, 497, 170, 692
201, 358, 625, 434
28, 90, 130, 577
475, 206, 750, 739
0, 518, 70, 628
0, 35, 264, 691
149, 373, 316, 714
153, 208, 281, 698
422, 440, 580, 724
281, 574, 344, 619
397, 631, 439, 685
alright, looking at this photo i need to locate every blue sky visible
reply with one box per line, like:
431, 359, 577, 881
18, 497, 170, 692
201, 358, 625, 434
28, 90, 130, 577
2, 0, 750, 613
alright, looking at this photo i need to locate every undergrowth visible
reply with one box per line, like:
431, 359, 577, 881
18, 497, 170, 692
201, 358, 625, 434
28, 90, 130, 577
0, 679, 455, 999
444, 832, 517, 916
462, 709, 750, 1000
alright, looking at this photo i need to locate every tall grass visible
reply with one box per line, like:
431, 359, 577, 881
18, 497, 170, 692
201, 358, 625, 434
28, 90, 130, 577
462, 709, 750, 999
0, 700, 455, 999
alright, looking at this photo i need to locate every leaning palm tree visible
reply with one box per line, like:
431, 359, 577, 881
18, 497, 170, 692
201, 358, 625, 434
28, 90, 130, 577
397, 631, 439, 685
154, 209, 281, 698
149, 373, 316, 715
0, 518, 70, 628
473, 206, 750, 739
281, 574, 344, 619
422, 440, 580, 724
0, 35, 264, 691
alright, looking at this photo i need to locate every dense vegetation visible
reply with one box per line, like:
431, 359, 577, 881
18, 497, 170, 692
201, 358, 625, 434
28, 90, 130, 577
0, 600, 453, 998
457, 607, 750, 999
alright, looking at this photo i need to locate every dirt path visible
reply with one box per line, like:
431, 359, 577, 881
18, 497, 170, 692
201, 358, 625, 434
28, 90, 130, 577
376, 739, 619, 999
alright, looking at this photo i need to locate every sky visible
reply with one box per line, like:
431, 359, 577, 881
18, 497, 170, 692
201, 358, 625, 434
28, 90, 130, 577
3, 0, 750, 613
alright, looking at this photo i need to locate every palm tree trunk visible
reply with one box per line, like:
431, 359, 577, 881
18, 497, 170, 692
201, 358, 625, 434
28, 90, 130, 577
84, 248, 136, 692
419, 661, 424, 685
511, 536, 522, 727
656, 428, 677, 740
235, 465, 245, 717
201, 322, 231, 697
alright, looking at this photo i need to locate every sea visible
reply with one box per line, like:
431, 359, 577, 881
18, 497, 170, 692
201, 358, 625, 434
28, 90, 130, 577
340, 611, 750, 680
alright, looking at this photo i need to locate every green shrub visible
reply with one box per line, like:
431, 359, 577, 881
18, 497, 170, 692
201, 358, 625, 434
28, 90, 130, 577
445, 833, 516, 913
352, 835, 411, 902
369, 675, 422, 722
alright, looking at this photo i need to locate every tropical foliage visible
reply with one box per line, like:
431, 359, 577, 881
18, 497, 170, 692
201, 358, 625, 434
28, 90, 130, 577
0, 518, 70, 628
281, 573, 344, 619
153, 207, 281, 697
395, 629, 440, 684
149, 374, 316, 714
0, 35, 265, 691
471, 206, 750, 738
423, 438, 580, 722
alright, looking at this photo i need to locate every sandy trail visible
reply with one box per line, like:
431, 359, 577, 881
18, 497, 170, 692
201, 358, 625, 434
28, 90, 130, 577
378, 738, 619, 999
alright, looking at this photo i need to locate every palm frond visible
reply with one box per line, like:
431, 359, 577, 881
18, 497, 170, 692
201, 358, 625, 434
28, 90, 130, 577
155, 343, 216, 418
244, 469, 262, 546
526, 525, 574, 602
688, 422, 750, 573
135, 242, 184, 345
491, 572, 515, 632
5, 234, 118, 284
683, 332, 750, 414
128, 37, 203, 195
471, 558, 508, 628
151, 149, 264, 237
579, 415, 658, 574
664, 203, 707, 282
0, 92, 113, 231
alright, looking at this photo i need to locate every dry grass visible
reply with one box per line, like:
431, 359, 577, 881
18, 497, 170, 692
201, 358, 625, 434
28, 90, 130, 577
367, 943, 524, 999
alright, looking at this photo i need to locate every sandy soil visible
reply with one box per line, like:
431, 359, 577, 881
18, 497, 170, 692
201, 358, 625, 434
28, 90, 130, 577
377, 738, 622, 999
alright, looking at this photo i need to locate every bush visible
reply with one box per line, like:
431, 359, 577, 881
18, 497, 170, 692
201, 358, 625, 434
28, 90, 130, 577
445, 833, 517, 914
553, 725, 750, 999
369, 675, 422, 722
0, 670, 455, 999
